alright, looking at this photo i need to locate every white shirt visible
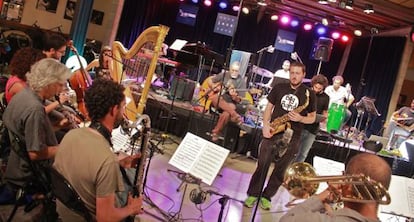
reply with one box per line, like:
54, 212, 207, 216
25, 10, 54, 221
274, 69, 289, 79
324, 85, 354, 107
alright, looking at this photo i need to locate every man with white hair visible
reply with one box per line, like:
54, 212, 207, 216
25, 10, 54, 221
3, 58, 72, 193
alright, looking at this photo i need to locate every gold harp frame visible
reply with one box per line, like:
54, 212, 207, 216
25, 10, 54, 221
112, 25, 169, 120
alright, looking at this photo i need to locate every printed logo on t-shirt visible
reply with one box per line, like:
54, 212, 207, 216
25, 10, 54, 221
281, 94, 299, 111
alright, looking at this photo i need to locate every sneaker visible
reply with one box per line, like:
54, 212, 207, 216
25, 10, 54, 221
259, 197, 271, 210
244, 196, 258, 208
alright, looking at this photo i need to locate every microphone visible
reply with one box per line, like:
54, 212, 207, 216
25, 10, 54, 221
189, 187, 207, 204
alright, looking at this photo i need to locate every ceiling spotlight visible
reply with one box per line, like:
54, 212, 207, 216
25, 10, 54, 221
345, 0, 353, 10
232, 5, 240, 11
280, 15, 290, 24
317, 26, 327, 35
331, 32, 340, 39
291, 20, 299, 27
321, 18, 329, 26
203, 0, 212, 6
219, 1, 228, 9
318, 0, 328, 4
242, 7, 249, 14
341, 35, 349, 42
363, 4, 374, 14
328, 0, 337, 2
257, 0, 267, 6
354, 29, 362, 36
271, 15, 279, 21
303, 23, 313, 31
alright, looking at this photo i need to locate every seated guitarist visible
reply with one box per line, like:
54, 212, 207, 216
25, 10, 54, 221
207, 61, 246, 141
384, 98, 414, 139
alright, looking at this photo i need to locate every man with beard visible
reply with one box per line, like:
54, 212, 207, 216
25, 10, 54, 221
295, 74, 330, 162
42, 33, 68, 61
53, 79, 143, 221
244, 62, 316, 211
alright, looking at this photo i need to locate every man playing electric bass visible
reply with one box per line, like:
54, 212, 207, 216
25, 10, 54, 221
207, 61, 247, 141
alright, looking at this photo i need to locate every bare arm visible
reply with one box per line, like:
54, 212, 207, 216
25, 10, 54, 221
289, 111, 316, 124
28, 146, 58, 160
96, 193, 143, 222
262, 102, 275, 138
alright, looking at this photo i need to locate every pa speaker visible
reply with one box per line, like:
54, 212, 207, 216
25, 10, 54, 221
314, 37, 334, 62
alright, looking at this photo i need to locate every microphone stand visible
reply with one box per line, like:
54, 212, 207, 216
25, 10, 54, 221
207, 190, 244, 222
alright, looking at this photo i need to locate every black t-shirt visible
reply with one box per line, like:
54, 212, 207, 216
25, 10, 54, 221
304, 91, 330, 134
267, 83, 316, 137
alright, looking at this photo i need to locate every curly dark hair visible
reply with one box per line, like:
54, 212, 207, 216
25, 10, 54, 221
84, 79, 125, 121
9, 47, 45, 81
42, 33, 67, 51
311, 74, 329, 88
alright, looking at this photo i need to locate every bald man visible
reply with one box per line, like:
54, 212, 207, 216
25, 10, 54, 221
280, 153, 392, 222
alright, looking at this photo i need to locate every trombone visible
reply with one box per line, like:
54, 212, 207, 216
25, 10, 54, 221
283, 162, 391, 205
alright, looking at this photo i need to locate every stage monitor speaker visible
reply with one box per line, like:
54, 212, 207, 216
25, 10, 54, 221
314, 37, 334, 62
169, 77, 196, 101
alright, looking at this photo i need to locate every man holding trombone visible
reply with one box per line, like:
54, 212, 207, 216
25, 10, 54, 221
280, 153, 392, 222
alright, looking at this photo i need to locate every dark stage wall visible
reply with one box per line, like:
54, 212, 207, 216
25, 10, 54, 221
118, 0, 406, 135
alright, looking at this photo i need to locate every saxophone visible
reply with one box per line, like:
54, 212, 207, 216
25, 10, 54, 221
269, 89, 310, 136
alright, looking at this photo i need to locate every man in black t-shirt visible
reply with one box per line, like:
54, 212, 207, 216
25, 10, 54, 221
244, 62, 316, 210
295, 74, 329, 162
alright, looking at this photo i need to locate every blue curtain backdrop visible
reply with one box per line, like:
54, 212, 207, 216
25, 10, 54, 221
116, 0, 406, 135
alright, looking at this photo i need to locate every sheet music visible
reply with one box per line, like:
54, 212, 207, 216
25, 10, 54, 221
380, 175, 414, 218
170, 39, 188, 51
313, 156, 345, 193
111, 127, 137, 154
168, 132, 229, 185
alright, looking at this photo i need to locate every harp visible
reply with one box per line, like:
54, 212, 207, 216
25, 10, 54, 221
112, 25, 169, 120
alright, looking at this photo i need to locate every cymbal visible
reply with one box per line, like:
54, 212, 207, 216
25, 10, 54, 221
252, 65, 273, 78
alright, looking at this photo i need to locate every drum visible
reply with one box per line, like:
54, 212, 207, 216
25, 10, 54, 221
326, 103, 345, 133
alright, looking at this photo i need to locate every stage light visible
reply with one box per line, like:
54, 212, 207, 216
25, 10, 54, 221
290, 19, 299, 27
242, 7, 249, 14
232, 5, 240, 11
354, 29, 362, 36
192, 0, 198, 3
363, 4, 374, 14
317, 26, 327, 35
331, 31, 340, 39
328, 0, 337, 2
271, 15, 279, 21
303, 23, 313, 31
321, 18, 328, 26
341, 35, 349, 42
257, 0, 267, 6
345, 0, 353, 10
280, 15, 290, 25
318, 0, 328, 4
203, 0, 212, 6
219, 1, 228, 9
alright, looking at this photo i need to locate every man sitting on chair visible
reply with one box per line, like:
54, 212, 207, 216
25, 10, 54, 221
383, 98, 414, 139
208, 61, 246, 141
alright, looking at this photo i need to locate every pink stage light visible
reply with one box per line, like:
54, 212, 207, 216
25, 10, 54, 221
303, 23, 313, 31
204, 0, 212, 6
331, 32, 340, 39
280, 15, 290, 25
232, 5, 240, 11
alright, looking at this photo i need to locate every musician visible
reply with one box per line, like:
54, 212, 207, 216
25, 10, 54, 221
383, 98, 414, 139
265, 60, 290, 88
295, 74, 329, 163
244, 62, 316, 210
324, 75, 354, 126
280, 153, 392, 222
53, 79, 143, 221
42, 33, 67, 61
2, 58, 72, 199
95, 45, 113, 80
207, 61, 246, 141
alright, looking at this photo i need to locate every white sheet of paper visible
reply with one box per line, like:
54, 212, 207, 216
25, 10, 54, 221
168, 132, 229, 185
170, 39, 188, 51
313, 156, 345, 193
380, 175, 414, 218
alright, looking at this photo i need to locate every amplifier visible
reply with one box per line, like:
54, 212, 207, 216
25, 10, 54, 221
169, 77, 196, 101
